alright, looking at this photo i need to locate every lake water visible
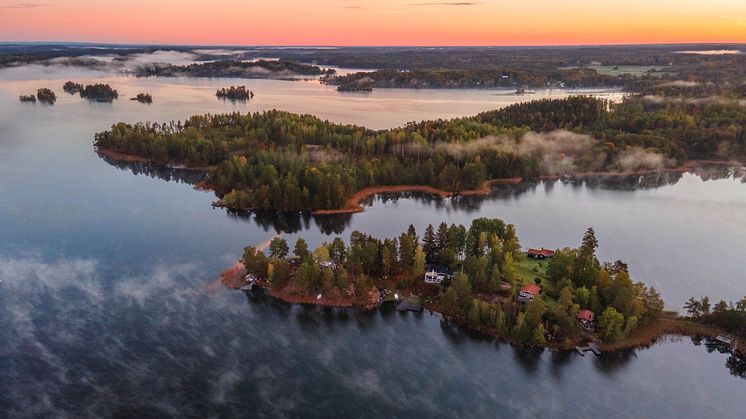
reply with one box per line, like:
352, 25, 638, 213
0, 61, 744, 417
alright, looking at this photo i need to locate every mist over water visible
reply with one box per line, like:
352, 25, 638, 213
1, 62, 744, 417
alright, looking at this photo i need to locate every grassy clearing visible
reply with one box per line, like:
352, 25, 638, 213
601, 311, 719, 351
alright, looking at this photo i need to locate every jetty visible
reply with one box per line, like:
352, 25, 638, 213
396, 299, 424, 313
575, 342, 602, 356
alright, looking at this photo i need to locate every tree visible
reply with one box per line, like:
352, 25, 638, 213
294, 238, 311, 263
532, 323, 547, 347
502, 252, 517, 284
700, 296, 711, 315
589, 285, 601, 314
413, 245, 426, 277
736, 296, 746, 312
313, 244, 330, 263
572, 227, 599, 288
242, 246, 268, 278
423, 224, 437, 263
321, 268, 335, 291
436, 222, 449, 254
684, 297, 702, 317
575, 286, 590, 309
523, 297, 546, 330
270, 259, 291, 290
329, 237, 347, 263
502, 224, 521, 260
269, 237, 289, 259
598, 307, 625, 342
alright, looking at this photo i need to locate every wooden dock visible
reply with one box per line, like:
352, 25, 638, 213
575, 342, 602, 356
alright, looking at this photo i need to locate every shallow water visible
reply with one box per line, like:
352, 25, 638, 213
0, 62, 744, 417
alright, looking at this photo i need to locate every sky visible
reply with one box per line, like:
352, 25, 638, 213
1, 0, 745, 46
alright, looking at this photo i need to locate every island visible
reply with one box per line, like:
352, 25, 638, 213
19, 94, 36, 103
63, 81, 84, 94
137, 59, 335, 79
220, 218, 746, 353
216, 86, 254, 101
64, 81, 118, 101
130, 93, 153, 104
36, 88, 56, 104
93, 95, 746, 213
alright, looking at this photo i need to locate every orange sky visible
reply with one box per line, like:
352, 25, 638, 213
1, 0, 745, 46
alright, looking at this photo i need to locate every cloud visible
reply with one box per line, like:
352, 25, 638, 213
407, 2, 481, 6
0, 2, 49, 9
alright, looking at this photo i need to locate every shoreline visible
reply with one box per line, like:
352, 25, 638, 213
216, 259, 740, 355
312, 179, 524, 215
95, 148, 219, 172
97, 148, 743, 214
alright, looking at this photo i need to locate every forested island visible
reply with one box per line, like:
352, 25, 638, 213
131, 93, 152, 104
94, 95, 746, 212
19, 88, 56, 104
136, 59, 334, 79
323, 67, 627, 91
221, 218, 745, 352
36, 88, 56, 104
64, 81, 119, 102
216, 86, 254, 101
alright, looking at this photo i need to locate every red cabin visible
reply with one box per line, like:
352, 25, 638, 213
527, 248, 555, 259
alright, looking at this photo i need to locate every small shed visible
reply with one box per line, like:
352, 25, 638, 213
517, 284, 542, 302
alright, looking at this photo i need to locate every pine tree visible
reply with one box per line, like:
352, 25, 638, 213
423, 224, 437, 264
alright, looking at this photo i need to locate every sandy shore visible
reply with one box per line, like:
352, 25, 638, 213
312, 179, 523, 215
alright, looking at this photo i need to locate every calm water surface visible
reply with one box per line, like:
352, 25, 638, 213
0, 61, 744, 418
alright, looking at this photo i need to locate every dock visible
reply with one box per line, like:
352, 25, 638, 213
575, 342, 602, 356
396, 299, 424, 313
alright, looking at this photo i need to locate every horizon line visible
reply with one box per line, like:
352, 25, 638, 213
2, 40, 746, 49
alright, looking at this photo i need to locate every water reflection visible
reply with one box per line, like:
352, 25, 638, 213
100, 155, 746, 236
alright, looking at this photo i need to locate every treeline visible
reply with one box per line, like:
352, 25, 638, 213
94, 96, 746, 211
324, 67, 628, 91
136, 59, 334, 79
684, 296, 746, 339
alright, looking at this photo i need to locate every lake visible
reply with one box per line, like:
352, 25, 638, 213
0, 60, 743, 418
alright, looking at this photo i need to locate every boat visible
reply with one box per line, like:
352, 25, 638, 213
716, 334, 734, 346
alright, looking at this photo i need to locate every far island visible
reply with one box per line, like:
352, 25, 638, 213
131, 93, 153, 104
64, 81, 118, 102
216, 86, 254, 101
221, 218, 746, 354
19, 88, 56, 104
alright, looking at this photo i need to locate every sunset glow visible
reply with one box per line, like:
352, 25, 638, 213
2, 0, 746, 46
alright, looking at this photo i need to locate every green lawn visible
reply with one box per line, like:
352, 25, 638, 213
516, 255, 558, 299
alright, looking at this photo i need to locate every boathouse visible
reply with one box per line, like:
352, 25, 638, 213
577, 309, 595, 330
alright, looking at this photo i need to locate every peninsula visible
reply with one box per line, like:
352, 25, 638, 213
94, 95, 746, 213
